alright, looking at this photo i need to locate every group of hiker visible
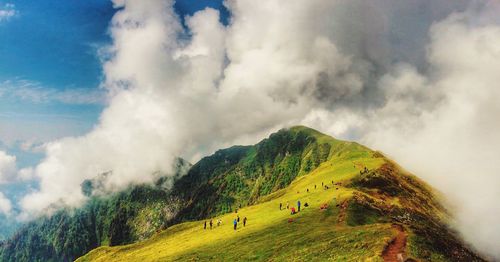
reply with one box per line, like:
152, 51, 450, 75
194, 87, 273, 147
204, 214, 247, 231
278, 180, 343, 215
310, 181, 340, 192
203, 180, 347, 231
204, 218, 224, 230
233, 215, 247, 230
360, 166, 369, 175
280, 199, 309, 215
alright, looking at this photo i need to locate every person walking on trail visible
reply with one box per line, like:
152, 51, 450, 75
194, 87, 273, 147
204, 221, 207, 230
280, 202, 282, 210
209, 219, 213, 229
233, 218, 238, 230
297, 200, 301, 212
237, 215, 240, 222
286, 202, 289, 209
243, 217, 247, 227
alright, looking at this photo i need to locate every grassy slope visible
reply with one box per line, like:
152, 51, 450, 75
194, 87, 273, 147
77, 127, 483, 261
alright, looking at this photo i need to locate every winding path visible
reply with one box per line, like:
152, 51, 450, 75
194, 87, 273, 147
336, 200, 348, 225
382, 224, 407, 262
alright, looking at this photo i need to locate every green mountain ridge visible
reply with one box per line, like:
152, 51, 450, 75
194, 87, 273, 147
0, 126, 486, 261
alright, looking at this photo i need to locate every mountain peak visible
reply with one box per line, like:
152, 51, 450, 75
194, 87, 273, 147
1, 126, 485, 262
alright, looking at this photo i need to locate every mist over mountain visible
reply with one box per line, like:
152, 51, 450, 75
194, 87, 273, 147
0, 127, 487, 261
0, 0, 499, 260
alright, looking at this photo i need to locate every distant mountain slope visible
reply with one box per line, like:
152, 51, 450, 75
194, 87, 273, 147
0, 158, 190, 262
0, 126, 345, 261
172, 126, 352, 221
77, 126, 484, 261
0, 183, 185, 262
0, 126, 485, 261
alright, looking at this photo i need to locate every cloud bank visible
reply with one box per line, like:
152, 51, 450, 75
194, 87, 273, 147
14, 0, 500, 258
0, 80, 106, 105
0, 150, 16, 184
0, 3, 16, 22
0, 192, 11, 216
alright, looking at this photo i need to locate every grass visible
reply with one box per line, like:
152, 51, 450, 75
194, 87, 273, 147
78, 149, 395, 261
76, 129, 485, 262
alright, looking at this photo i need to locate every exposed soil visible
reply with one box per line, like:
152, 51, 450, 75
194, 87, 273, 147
337, 200, 349, 225
382, 224, 407, 262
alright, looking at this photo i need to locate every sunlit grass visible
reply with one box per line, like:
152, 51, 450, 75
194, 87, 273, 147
78, 149, 395, 261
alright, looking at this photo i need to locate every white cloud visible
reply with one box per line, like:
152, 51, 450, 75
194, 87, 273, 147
0, 80, 106, 105
16, 0, 500, 259
0, 150, 34, 184
0, 3, 16, 22
0, 192, 12, 216
18, 167, 35, 181
361, 12, 500, 259
22, 0, 364, 214
0, 150, 16, 184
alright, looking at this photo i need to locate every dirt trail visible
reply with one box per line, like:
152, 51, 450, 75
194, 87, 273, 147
382, 224, 407, 262
336, 201, 348, 225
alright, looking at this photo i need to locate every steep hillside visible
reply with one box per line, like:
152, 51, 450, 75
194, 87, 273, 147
0, 184, 186, 262
0, 126, 359, 261
77, 126, 485, 261
172, 126, 348, 221
0, 158, 190, 262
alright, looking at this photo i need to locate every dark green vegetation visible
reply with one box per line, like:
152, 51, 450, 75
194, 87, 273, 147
173, 126, 336, 221
0, 126, 343, 261
0, 184, 183, 262
0, 126, 487, 261
0, 215, 18, 241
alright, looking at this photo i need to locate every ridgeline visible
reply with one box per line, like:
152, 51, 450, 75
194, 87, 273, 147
0, 126, 485, 261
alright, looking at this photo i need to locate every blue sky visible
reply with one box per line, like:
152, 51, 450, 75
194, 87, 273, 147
0, 0, 228, 235
0, 0, 229, 166
0, 0, 115, 165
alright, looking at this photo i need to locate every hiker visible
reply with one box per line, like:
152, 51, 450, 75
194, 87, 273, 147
286, 202, 289, 209
315, 185, 317, 189
291, 207, 296, 215
243, 217, 247, 227
237, 215, 240, 222
297, 200, 301, 212
280, 203, 282, 210
217, 219, 221, 226
204, 221, 207, 230
209, 219, 213, 229
233, 218, 237, 230
307, 188, 309, 193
